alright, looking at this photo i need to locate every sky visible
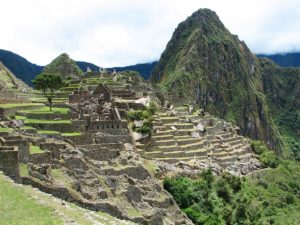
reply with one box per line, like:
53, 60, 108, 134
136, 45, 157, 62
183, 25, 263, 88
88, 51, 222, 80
0, 0, 300, 67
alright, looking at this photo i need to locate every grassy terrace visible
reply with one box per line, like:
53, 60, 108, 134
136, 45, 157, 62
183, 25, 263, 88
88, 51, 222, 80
24, 119, 71, 124
61, 132, 81, 137
37, 130, 61, 135
0, 175, 62, 225
19, 107, 69, 115
0, 103, 44, 109
29, 145, 44, 154
0, 127, 12, 132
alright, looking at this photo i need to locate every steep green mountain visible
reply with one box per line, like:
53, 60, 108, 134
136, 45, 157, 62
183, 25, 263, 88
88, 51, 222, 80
151, 9, 283, 153
0, 49, 43, 86
258, 52, 300, 67
42, 53, 84, 79
260, 58, 300, 159
0, 62, 30, 91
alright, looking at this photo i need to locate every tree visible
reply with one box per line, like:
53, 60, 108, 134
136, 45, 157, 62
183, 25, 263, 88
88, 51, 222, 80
32, 73, 64, 111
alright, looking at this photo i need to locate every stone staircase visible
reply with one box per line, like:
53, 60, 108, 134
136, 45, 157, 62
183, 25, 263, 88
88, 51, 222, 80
142, 107, 253, 168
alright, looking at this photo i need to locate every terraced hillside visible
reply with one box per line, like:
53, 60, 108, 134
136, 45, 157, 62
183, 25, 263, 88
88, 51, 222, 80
0, 62, 30, 91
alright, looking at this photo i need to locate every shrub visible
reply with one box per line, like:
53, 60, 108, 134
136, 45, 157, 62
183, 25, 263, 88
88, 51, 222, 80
251, 140, 280, 168
126, 110, 143, 121
259, 151, 280, 168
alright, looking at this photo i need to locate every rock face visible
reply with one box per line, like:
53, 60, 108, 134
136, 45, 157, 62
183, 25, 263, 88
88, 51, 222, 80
151, 9, 282, 152
42, 53, 83, 79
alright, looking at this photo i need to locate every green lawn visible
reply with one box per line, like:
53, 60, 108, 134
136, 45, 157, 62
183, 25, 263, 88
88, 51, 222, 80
0, 103, 43, 109
20, 126, 35, 130
37, 130, 61, 135
0, 176, 62, 225
0, 127, 12, 132
29, 145, 44, 154
61, 132, 81, 137
19, 163, 29, 177
25, 119, 71, 124
19, 107, 69, 114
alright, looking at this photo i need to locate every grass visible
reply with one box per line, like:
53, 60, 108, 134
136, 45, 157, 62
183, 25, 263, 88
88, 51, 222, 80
61, 132, 81, 137
15, 115, 27, 120
19, 163, 29, 177
25, 119, 71, 124
20, 126, 35, 130
0, 175, 62, 225
37, 130, 61, 135
0, 103, 43, 109
29, 145, 44, 154
0, 127, 12, 132
19, 107, 69, 114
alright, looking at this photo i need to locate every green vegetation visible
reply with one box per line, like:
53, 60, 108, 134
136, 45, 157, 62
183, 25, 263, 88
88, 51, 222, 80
0, 62, 30, 90
19, 107, 69, 114
0, 127, 12, 133
151, 8, 283, 153
29, 144, 44, 154
32, 73, 65, 111
0, 175, 62, 225
61, 132, 81, 137
0, 103, 43, 109
19, 163, 29, 177
25, 119, 71, 124
42, 53, 83, 80
37, 130, 61, 135
164, 161, 300, 225
20, 126, 35, 130
251, 140, 280, 168
127, 101, 158, 134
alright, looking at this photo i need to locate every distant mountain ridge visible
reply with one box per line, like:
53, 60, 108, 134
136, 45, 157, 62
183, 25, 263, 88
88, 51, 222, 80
0, 49, 43, 86
257, 52, 300, 67
0, 49, 156, 86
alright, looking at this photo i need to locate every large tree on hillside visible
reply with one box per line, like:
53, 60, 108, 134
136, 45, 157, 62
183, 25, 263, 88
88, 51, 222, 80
32, 73, 64, 111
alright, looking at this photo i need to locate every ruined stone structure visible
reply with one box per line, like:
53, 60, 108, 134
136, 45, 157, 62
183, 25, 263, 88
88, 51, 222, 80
0, 146, 20, 183
0, 70, 261, 224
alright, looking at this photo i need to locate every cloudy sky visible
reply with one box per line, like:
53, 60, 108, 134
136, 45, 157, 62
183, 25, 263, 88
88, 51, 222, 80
0, 0, 299, 67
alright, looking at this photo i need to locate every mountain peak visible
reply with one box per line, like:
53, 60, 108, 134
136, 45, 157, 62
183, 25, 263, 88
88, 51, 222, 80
151, 9, 282, 151
42, 53, 83, 79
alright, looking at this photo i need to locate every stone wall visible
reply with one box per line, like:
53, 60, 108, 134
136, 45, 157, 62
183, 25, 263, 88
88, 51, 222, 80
87, 120, 128, 135
69, 91, 91, 104
95, 135, 132, 144
30, 152, 51, 164
82, 147, 120, 161
0, 105, 43, 119
0, 146, 20, 183
65, 134, 93, 145
27, 123, 75, 133
0, 137, 30, 163
0, 98, 30, 104
40, 142, 65, 160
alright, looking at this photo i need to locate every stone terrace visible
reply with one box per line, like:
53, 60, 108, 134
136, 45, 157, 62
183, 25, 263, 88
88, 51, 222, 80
141, 106, 253, 168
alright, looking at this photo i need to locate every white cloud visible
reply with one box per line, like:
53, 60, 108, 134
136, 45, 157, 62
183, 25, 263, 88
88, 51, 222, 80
0, 0, 299, 66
